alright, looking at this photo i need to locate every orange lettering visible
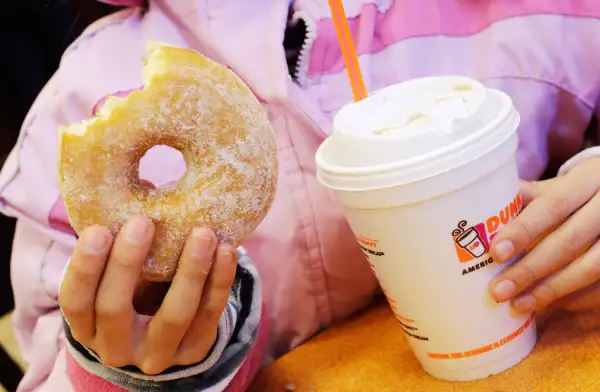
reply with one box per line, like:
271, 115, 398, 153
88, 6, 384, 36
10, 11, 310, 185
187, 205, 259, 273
427, 314, 534, 360
500, 206, 510, 225
357, 236, 378, 248
486, 216, 500, 233
484, 194, 524, 236
509, 199, 519, 218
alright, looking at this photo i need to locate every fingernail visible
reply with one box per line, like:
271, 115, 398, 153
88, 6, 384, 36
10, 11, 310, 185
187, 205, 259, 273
494, 240, 515, 262
189, 228, 214, 257
124, 217, 150, 244
82, 228, 109, 255
493, 280, 517, 301
513, 294, 537, 313
220, 251, 236, 264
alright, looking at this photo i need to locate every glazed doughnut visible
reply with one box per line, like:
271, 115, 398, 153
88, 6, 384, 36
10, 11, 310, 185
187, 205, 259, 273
58, 41, 278, 281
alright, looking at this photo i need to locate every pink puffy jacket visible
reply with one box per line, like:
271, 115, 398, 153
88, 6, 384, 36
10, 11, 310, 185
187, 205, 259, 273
2, 0, 600, 391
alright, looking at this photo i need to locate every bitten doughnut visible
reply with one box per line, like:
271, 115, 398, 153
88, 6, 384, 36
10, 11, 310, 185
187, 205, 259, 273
58, 41, 278, 281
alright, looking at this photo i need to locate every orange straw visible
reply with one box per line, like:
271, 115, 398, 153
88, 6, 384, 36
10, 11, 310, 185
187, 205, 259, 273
328, 0, 368, 101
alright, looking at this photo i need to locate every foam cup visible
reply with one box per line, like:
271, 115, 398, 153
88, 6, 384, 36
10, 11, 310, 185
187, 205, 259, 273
315, 76, 536, 381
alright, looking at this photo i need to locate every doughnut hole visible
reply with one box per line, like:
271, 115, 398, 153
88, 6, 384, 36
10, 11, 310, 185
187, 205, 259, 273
138, 145, 187, 189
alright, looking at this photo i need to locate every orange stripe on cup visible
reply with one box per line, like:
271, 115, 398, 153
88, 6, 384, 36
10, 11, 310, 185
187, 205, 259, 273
428, 313, 534, 359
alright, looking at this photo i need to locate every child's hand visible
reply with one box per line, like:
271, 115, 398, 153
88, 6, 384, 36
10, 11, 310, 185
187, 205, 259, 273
489, 157, 600, 313
59, 216, 237, 374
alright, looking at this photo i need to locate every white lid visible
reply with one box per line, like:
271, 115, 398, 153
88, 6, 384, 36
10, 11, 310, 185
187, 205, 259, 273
315, 76, 519, 191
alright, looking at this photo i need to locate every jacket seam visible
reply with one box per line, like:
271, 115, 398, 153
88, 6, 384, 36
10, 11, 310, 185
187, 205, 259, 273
40, 240, 60, 302
282, 114, 333, 325
63, 8, 139, 58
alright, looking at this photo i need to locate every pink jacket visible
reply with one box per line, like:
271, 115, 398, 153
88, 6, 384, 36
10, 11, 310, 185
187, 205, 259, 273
3, 0, 600, 391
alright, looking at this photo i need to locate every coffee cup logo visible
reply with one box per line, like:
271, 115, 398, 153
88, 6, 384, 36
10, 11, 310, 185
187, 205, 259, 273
452, 220, 488, 258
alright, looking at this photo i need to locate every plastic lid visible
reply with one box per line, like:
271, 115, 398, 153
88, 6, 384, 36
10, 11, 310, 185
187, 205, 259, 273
315, 76, 519, 191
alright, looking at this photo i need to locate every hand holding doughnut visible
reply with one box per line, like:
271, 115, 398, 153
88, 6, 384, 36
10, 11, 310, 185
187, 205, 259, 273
59, 218, 238, 374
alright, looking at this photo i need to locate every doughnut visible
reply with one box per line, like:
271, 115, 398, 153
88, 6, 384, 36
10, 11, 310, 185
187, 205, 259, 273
58, 41, 278, 281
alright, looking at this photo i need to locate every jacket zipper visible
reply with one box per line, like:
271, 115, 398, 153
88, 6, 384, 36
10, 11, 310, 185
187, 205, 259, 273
292, 11, 317, 87
285, 10, 330, 136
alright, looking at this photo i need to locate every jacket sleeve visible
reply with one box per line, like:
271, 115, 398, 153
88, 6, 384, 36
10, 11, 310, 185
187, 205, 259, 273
0, 18, 267, 392
557, 146, 600, 175
1, 74, 267, 392
0, 70, 80, 392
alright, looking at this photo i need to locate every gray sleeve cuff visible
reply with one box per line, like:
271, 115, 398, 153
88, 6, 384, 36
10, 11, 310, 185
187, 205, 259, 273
557, 146, 600, 176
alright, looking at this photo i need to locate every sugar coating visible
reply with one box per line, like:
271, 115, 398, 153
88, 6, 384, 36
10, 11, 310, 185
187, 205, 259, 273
58, 44, 278, 282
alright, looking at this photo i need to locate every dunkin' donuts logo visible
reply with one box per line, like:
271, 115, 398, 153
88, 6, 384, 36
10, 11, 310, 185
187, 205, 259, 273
452, 193, 523, 267
452, 220, 489, 262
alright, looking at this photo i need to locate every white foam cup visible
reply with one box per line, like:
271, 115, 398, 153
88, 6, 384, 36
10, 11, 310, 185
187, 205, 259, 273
315, 76, 536, 381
